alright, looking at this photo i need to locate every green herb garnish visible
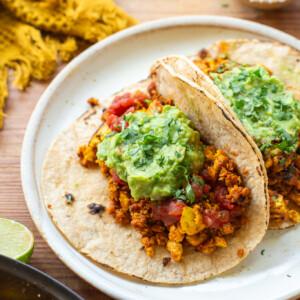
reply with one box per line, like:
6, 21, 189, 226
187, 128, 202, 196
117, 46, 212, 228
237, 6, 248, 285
192, 175, 204, 186
185, 182, 195, 203
212, 66, 300, 153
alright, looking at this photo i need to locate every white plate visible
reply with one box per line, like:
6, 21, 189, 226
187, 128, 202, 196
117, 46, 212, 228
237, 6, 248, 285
21, 16, 300, 300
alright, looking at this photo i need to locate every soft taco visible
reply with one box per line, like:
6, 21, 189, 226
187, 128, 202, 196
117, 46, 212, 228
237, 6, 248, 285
41, 57, 268, 284
189, 39, 300, 229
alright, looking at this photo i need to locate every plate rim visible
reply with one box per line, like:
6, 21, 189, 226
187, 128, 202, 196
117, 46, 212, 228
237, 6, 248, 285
21, 15, 300, 300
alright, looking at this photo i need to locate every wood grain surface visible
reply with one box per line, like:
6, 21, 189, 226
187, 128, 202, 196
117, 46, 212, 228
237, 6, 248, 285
1, 0, 299, 299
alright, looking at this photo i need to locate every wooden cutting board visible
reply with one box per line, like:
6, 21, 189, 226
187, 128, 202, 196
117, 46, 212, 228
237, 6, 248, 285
1, 0, 299, 299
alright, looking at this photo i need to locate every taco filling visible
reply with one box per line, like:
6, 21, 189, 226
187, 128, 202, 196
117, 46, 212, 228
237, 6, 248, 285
194, 51, 300, 227
78, 83, 251, 262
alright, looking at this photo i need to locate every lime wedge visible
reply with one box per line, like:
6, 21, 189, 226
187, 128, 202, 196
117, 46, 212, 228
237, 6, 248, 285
0, 218, 34, 263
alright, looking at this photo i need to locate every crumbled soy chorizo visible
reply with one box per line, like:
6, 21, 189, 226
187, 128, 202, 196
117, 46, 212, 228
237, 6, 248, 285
92, 143, 249, 261
167, 240, 183, 262
102, 141, 250, 261
87, 97, 100, 107
265, 145, 300, 226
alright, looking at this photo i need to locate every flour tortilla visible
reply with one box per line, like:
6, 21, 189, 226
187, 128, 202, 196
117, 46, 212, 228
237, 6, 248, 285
41, 60, 268, 284
190, 39, 300, 228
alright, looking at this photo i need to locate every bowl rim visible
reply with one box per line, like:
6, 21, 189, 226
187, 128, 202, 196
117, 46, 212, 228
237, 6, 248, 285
21, 15, 300, 300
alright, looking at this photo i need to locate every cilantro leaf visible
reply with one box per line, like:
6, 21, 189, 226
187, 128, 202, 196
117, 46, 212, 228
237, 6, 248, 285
185, 183, 195, 203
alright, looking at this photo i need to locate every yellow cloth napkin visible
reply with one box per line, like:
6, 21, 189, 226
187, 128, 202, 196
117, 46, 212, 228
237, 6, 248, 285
0, 0, 137, 128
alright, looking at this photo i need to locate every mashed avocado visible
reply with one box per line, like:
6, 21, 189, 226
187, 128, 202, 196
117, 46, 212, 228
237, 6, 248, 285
97, 105, 204, 201
212, 66, 300, 153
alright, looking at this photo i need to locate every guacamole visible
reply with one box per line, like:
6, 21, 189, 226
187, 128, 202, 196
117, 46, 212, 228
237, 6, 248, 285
97, 105, 204, 201
212, 66, 300, 153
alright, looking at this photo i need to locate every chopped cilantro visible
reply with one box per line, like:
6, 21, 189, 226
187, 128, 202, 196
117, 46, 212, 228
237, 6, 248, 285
192, 175, 204, 186
185, 182, 195, 203
121, 120, 126, 131
279, 158, 286, 166
175, 189, 187, 201
213, 66, 300, 153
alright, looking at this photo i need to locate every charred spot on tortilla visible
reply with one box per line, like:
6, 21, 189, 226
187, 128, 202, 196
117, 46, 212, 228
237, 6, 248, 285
256, 166, 262, 176
65, 193, 75, 205
163, 257, 171, 267
87, 203, 105, 215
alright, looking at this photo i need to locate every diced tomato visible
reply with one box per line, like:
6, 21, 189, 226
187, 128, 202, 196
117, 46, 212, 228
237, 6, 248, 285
203, 212, 214, 228
221, 199, 235, 210
214, 186, 227, 203
124, 106, 135, 114
106, 114, 122, 131
203, 209, 230, 229
105, 92, 149, 130
113, 93, 131, 104
203, 184, 211, 194
106, 91, 148, 125
110, 169, 126, 186
214, 185, 235, 210
218, 210, 230, 223
191, 183, 203, 200
108, 93, 135, 117
152, 200, 186, 226
201, 169, 211, 181
168, 201, 186, 217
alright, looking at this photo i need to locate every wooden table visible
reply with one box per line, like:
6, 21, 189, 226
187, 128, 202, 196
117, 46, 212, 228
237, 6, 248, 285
1, 0, 299, 299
